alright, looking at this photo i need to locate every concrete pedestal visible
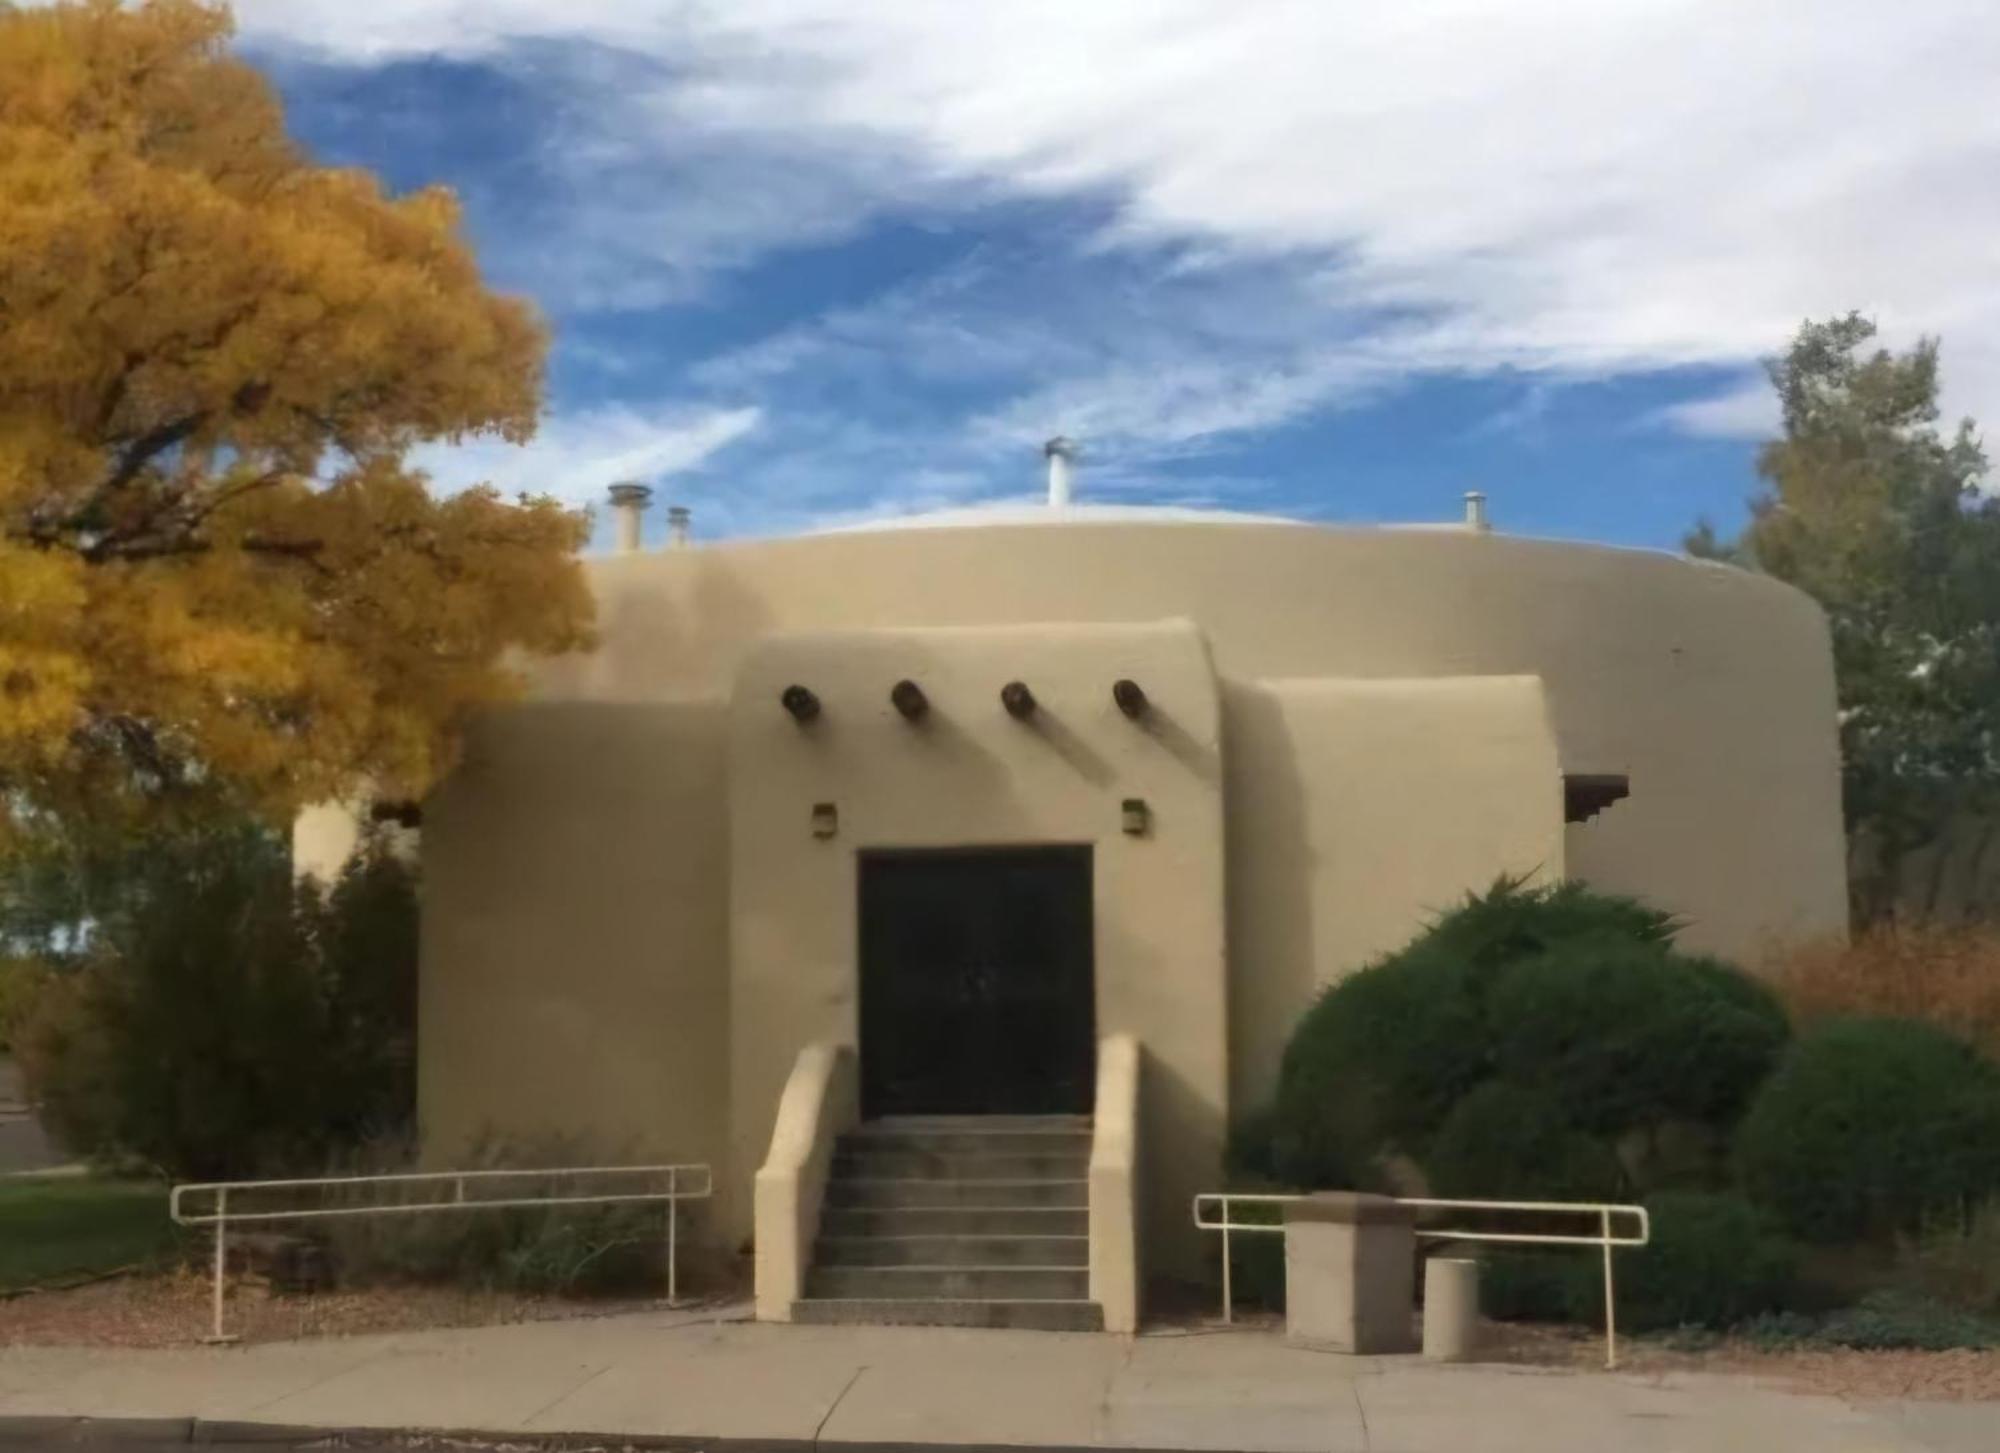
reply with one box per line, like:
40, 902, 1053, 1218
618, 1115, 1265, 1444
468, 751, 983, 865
1422, 1257, 1480, 1361
1282, 1193, 1416, 1353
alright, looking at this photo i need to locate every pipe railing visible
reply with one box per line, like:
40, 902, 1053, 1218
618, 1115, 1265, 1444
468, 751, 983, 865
172, 1163, 711, 1343
1192, 1192, 1649, 1368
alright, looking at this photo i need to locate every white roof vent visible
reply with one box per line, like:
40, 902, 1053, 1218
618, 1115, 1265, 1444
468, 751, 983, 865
1043, 436, 1078, 508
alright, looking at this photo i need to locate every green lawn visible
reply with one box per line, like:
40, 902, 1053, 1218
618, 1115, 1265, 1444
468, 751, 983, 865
0, 1176, 181, 1292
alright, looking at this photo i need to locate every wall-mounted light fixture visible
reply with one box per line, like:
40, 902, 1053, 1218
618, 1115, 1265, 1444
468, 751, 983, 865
1001, 680, 1038, 720
890, 679, 930, 722
780, 685, 821, 724
1121, 797, 1152, 837
1112, 678, 1150, 720
811, 802, 839, 839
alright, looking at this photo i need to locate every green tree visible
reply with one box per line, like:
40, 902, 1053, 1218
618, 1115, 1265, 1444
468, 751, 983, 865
12, 820, 419, 1178
1688, 315, 2000, 922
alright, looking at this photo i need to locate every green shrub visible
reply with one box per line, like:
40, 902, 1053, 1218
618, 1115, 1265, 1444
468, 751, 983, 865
1610, 1192, 1796, 1332
1489, 943, 1789, 1137
1269, 876, 1783, 1196
1818, 1290, 2000, 1351
1893, 1202, 2000, 1314
1480, 1191, 1796, 1332
16, 825, 417, 1179
1733, 1310, 1821, 1349
1478, 1250, 1578, 1322
1272, 949, 1485, 1188
1737, 1018, 2000, 1244
1224, 1107, 1280, 1184
1421, 875, 1678, 966
321, 1137, 677, 1296
1423, 1082, 1625, 1201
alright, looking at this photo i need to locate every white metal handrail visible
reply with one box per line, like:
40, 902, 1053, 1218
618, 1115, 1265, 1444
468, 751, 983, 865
1192, 1192, 1649, 1368
173, 1163, 711, 1343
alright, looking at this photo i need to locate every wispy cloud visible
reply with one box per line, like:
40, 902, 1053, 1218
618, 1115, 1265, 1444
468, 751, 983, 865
407, 404, 760, 504
1650, 380, 1781, 442
232, 0, 2000, 500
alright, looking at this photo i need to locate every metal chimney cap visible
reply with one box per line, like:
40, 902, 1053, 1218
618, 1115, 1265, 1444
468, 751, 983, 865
608, 481, 654, 506
1043, 435, 1078, 459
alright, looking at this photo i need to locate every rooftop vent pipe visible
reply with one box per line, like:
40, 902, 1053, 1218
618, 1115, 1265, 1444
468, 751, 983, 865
667, 505, 692, 549
1044, 436, 1078, 508
607, 482, 652, 554
1464, 491, 1490, 532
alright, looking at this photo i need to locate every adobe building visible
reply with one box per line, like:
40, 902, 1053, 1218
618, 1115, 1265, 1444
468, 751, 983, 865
300, 456, 1847, 1332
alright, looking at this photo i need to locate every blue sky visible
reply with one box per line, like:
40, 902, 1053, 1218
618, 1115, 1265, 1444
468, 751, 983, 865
231, 2, 2000, 550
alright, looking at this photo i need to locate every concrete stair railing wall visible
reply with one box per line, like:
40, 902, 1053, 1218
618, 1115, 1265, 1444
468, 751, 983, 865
1088, 1033, 1142, 1333
753, 1042, 858, 1322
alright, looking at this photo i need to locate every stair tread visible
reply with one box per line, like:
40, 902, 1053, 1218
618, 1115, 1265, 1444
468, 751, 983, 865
818, 1234, 1087, 1242
810, 1116, 1101, 1331
800, 1296, 1097, 1304
831, 1176, 1087, 1184
815, 1263, 1086, 1272
862, 1115, 1089, 1125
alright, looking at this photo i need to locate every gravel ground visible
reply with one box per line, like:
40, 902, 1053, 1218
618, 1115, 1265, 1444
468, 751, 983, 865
5, 1275, 1997, 1403
0, 1268, 676, 1348
1485, 1320, 2000, 1402
1157, 1307, 2000, 1403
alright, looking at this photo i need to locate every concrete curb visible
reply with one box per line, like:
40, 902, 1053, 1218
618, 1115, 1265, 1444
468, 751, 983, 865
0, 1417, 1188, 1453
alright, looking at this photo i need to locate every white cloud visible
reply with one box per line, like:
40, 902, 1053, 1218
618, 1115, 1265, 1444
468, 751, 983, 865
406, 404, 760, 504
1652, 380, 1781, 441
232, 0, 2000, 444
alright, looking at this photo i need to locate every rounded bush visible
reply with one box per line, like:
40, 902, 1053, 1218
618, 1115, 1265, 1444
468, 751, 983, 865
1737, 1018, 2000, 1244
1423, 1081, 1625, 1201
1267, 876, 1783, 1195
1481, 1191, 1797, 1331
1422, 876, 1677, 968
1478, 1250, 1577, 1323
1272, 947, 1485, 1187
1611, 1191, 1797, 1332
1488, 941, 1789, 1136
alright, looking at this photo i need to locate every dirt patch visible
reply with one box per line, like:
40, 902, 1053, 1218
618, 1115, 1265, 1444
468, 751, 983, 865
1485, 1319, 2000, 1402
0, 1268, 708, 1348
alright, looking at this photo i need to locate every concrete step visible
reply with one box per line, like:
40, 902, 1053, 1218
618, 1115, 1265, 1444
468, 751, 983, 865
824, 1178, 1087, 1211
832, 1149, 1090, 1180
807, 1265, 1089, 1300
791, 1297, 1104, 1332
815, 1234, 1089, 1268
845, 1126, 1092, 1156
859, 1115, 1091, 1133
820, 1206, 1090, 1238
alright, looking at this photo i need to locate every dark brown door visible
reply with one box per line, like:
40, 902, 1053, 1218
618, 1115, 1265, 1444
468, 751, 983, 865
859, 847, 1095, 1117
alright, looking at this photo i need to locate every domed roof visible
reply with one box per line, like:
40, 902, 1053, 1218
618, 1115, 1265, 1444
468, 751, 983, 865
810, 500, 1302, 534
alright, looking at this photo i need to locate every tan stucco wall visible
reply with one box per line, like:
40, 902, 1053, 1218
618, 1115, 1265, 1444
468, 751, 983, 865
726, 620, 1226, 1267
413, 518, 1848, 1274
418, 703, 730, 1173
536, 521, 1842, 950
1225, 676, 1567, 1110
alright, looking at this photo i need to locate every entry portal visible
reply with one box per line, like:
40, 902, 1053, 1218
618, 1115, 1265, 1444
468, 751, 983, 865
859, 847, 1095, 1117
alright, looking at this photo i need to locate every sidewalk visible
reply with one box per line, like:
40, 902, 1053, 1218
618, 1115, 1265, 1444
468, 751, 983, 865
0, 1057, 66, 1178
1, 1303, 1995, 1453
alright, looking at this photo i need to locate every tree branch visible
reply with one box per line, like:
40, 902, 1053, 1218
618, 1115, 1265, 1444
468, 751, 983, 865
92, 410, 208, 504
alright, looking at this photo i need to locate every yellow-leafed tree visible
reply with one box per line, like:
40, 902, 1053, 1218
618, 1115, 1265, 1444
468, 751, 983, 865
0, 1, 594, 843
